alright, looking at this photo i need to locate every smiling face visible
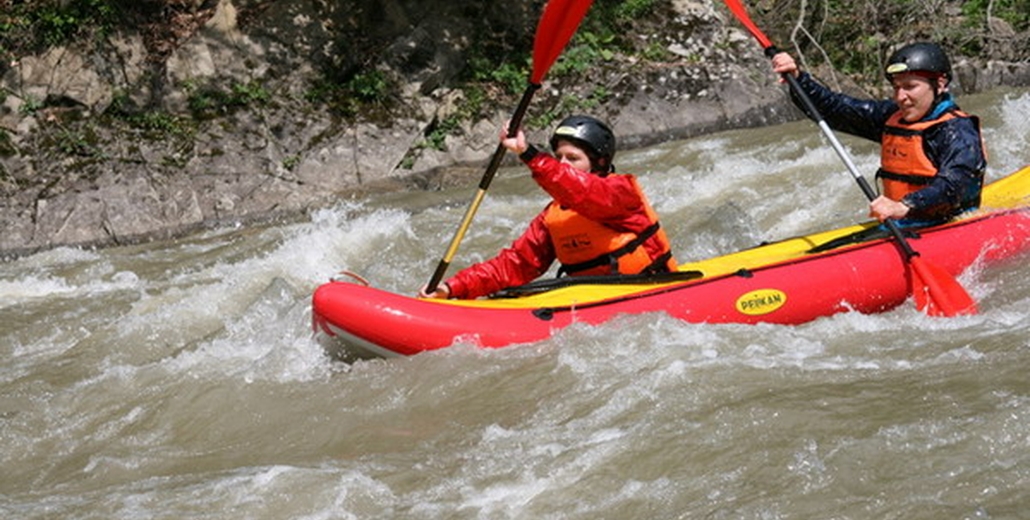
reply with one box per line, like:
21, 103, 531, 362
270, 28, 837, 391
553, 139, 595, 173
890, 72, 947, 122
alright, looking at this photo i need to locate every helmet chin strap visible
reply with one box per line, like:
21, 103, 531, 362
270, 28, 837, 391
589, 155, 613, 175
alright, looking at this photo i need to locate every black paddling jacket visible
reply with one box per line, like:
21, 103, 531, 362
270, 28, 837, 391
789, 72, 986, 223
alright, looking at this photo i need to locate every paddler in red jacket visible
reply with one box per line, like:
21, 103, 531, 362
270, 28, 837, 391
420, 115, 677, 300
771, 42, 986, 224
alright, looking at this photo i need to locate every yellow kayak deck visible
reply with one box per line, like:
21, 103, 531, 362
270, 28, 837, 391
436, 165, 1030, 309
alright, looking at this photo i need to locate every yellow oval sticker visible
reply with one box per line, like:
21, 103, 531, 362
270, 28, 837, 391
735, 289, 787, 315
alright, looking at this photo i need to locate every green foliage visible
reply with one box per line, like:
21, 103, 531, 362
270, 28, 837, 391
305, 68, 395, 119
954, 0, 1029, 55
460, 0, 638, 97
0, 0, 117, 62
127, 111, 190, 136
529, 86, 613, 130
613, 0, 658, 20
469, 57, 528, 97
51, 125, 103, 158
231, 81, 271, 105
643, 41, 671, 62
187, 81, 271, 119
550, 31, 618, 77
419, 87, 487, 152
0, 128, 15, 158
961, 0, 1029, 30
105, 91, 196, 141
282, 154, 301, 171
18, 96, 45, 115
760, 0, 1029, 86
346, 69, 390, 103
422, 116, 460, 151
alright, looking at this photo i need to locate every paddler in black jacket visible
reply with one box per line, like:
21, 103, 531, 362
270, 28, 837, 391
771, 42, 986, 225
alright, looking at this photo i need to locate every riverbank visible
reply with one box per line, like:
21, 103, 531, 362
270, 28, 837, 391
1, 0, 1028, 259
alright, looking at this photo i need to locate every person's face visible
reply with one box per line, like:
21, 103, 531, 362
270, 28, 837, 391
553, 140, 594, 172
891, 72, 946, 121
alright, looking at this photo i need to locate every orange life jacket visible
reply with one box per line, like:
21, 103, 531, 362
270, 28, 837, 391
543, 175, 676, 277
876, 109, 980, 200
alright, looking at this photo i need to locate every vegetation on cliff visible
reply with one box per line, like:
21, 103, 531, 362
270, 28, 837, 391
3, 0, 1027, 126
1, 0, 1026, 171
756, 0, 1028, 96
0, 0, 1027, 255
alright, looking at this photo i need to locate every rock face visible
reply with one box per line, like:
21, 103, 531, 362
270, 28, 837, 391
1, 0, 1027, 258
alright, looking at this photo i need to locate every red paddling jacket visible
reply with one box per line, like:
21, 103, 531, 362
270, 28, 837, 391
445, 148, 676, 299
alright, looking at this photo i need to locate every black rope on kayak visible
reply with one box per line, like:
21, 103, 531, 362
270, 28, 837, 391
491, 269, 704, 299
808, 225, 923, 254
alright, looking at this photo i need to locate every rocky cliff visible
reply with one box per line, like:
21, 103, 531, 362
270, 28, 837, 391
1, 0, 1028, 258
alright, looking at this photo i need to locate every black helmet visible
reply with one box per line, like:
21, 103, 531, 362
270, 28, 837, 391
549, 115, 616, 172
885, 42, 952, 82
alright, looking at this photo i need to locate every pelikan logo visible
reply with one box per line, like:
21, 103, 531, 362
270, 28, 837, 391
735, 289, 787, 315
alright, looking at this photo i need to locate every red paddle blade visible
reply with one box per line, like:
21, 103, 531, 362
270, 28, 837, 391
909, 257, 978, 317
531, 0, 594, 84
722, 0, 774, 49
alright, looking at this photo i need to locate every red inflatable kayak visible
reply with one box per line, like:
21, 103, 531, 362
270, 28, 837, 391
313, 166, 1030, 358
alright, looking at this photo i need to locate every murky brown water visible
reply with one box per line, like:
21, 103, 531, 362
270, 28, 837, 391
2, 89, 1029, 519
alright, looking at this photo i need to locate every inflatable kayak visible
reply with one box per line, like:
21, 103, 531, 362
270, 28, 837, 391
312, 166, 1030, 358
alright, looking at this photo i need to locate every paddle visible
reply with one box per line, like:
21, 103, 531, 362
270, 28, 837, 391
722, 0, 977, 317
424, 0, 595, 294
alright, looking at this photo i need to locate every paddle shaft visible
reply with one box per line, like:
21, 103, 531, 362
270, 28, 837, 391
425, 85, 539, 292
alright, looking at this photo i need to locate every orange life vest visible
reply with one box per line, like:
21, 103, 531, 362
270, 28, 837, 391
543, 175, 676, 277
876, 109, 980, 200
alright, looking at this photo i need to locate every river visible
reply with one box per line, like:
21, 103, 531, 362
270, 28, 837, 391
2, 89, 1029, 519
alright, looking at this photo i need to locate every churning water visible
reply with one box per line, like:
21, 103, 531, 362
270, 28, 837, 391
2, 90, 1029, 519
